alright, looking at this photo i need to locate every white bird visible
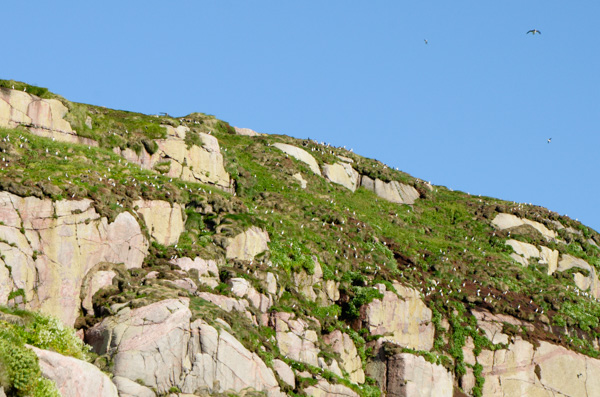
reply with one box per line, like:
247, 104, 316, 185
547, 138, 552, 144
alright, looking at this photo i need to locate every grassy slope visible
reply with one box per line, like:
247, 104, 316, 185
2, 81, 600, 396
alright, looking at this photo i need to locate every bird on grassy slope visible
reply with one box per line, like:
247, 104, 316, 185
527, 29, 541, 35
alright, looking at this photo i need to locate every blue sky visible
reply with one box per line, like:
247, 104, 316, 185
4, 1, 600, 231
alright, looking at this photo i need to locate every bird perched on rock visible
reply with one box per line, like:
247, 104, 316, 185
527, 29, 541, 35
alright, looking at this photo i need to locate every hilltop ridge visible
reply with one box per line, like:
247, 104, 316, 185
1, 80, 600, 397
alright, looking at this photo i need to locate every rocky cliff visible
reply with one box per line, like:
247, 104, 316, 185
1, 80, 600, 397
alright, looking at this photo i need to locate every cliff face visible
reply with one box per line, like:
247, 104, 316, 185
1, 81, 600, 397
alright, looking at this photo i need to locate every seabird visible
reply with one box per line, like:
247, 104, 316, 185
424, 39, 428, 44
547, 138, 552, 144
527, 29, 541, 35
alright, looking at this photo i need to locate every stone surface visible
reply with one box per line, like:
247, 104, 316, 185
171, 256, 219, 288
0, 87, 96, 145
480, 337, 600, 397
492, 213, 556, 240
29, 345, 119, 397
226, 226, 270, 261
112, 376, 156, 397
273, 143, 321, 175
471, 309, 533, 345
272, 359, 296, 388
134, 199, 184, 246
234, 126, 261, 136
81, 270, 117, 313
506, 239, 539, 266
115, 130, 232, 192
303, 379, 359, 397
196, 292, 250, 314
292, 172, 307, 189
271, 312, 320, 367
86, 298, 283, 396
360, 176, 419, 204
229, 277, 272, 312
539, 246, 559, 275
557, 254, 600, 298
360, 283, 434, 351
323, 330, 365, 384
0, 192, 148, 326
387, 353, 453, 397
322, 162, 360, 191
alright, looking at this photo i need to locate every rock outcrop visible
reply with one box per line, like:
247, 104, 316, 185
360, 176, 419, 205
492, 213, 556, 240
360, 283, 434, 351
29, 345, 119, 397
322, 162, 360, 191
506, 238, 600, 297
0, 87, 97, 145
226, 226, 270, 261
386, 353, 453, 397
171, 256, 219, 288
303, 379, 359, 397
273, 143, 322, 176
557, 254, 600, 297
86, 298, 283, 397
234, 126, 261, 136
116, 127, 232, 192
323, 330, 365, 384
0, 192, 148, 325
479, 337, 600, 397
271, 312, 320, 367
134, 199, 184, 246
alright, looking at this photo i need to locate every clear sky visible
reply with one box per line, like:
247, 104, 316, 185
4, 1, 600, 231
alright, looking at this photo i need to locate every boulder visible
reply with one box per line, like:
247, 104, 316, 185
234, 127, 261, 136
171, 256, 219, 288
323, 330, 365, 384
492, 213, 556, 240
134, 199, 184, 246
303, 379, 359, 397
272, 359, 295, 388
28, 345, 119, 397
271, 312, 320, 367
360, 176, 419, 204
0, 192, 148, 326
360, 283, 434, 351
272, 143, 321, 175
183, 320, 283, 396
229, 278, 273, 312
386, 353, 453, 397
196, 292, 250, 314
112, 376, 156, 397
226, 226, 270, 261
86, 298, 283, 396
322, 162, 359, 191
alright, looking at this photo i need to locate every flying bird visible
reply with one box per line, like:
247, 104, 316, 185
527, 29, 541, 35
547, 138, 552, 144
424, 39, 428, 44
